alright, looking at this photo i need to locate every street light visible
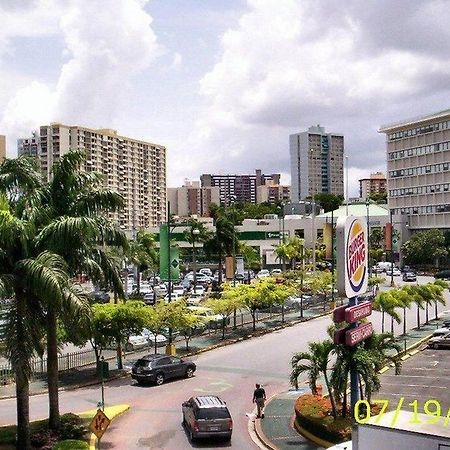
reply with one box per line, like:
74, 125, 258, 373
366, 198, 371, 278
310, 148, 317, 270
192, 228, 200, 292
345, 154, 349, 216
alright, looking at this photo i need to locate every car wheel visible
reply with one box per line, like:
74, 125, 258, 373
185, 367, 194, 378
155, 373, 165, 386
433, 343, 440, 350
189, 428, 196, 442
182, 415, 186, 426
125, 343, 133, 352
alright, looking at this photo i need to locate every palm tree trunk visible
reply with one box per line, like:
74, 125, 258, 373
435, 301, 438, 320
116, 343, 123, 369
16, 372, 31, 450
222, 318, 226, 339
390, 316, 394, 334
324, 373, 337, 419
425, 302, 429, 323
381, 310, 385, 333
417, 304, 420, 330
47, 307, 60, 429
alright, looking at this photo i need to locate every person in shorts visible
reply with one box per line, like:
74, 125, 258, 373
253, 383, 266, 418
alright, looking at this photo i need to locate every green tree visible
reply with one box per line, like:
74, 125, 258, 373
431, 280, 448, 320
238, 242, 261, 271
373, 291, 400, 333
402, 230, 448, 267
313, 193, 344, 213
207, 288, 243, 339
290, 340, 338, 419
308, 271, 333, 311
368, 192, 387, 204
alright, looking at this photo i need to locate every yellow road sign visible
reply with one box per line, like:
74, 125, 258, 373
89, 409, 111, 439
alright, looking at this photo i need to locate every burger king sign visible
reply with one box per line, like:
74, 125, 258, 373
336, 216, 368, 298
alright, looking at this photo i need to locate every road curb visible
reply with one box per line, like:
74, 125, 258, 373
293, 417, 335, 448
251, 394, 279, 450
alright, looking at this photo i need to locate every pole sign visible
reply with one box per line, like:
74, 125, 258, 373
336, 216, 368, 298
159, 224, 180, 281
345, 301, 372, 323
333, 304, 347, 323
345, 322, 373, 346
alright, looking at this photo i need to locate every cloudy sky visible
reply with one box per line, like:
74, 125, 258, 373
1, 0, 449, 196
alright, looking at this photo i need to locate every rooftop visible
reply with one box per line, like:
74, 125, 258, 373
318, 203, 389, 218
379, 108, 450, 132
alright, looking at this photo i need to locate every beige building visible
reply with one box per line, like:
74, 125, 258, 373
18, 123, 166, 231
0, 135, 5, 163
358, 172, 386, 199
379, 109, 450, 230
290, 125, 344, 201
167, 180, 220, 217
256, 181, 290, 204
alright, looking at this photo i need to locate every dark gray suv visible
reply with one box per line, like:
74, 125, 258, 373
182, 395, 232, 442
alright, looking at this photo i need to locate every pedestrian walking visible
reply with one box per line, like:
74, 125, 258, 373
253, 383, 266, 418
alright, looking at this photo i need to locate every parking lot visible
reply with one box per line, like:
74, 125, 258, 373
375, 345, 450, 422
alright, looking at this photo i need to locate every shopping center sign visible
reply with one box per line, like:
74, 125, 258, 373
336, 216, 368, 298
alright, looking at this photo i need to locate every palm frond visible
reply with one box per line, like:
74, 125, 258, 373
72, 189, 125, 216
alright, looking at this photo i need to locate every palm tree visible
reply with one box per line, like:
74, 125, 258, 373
373, 291, 400, 333
393, 288, 412, 335
290, 340, 338, 419
430, 281, 447, 320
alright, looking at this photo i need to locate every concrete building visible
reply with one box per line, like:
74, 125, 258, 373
358, 171, 387, 199
200, 169, 280, 205
289, 125, 344, 201
167, 180, 220, 217
18, 123, 166, 231
0, 135, 5, 163
256, 181, 290, 204
379, 109, 450, 230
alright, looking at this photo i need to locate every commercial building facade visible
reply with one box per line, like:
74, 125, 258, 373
358, 172, 386, 199
379, 109, 450, 230
167, 180, 220, 217
200, 169, 280, 205
18, 123, 166, 231
289, 125, 344, 201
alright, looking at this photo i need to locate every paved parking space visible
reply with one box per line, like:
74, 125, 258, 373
375, 347, 450, 413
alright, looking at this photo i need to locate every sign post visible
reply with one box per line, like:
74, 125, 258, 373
335, 216, 369, 413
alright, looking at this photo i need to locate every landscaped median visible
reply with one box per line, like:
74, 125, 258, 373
0, 404, 129, 449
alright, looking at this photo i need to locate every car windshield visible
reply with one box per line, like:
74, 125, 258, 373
197, 408, 230, 420
134, 359, 150, 368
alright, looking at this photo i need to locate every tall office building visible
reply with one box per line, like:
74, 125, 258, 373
200, 169, 280, 205
167, 180, 220, 217
18, 123, 166, 231
0, 135, 5, 163
379, 109, 450, 230
289, 125, 344, 201
358, 172, 387, 199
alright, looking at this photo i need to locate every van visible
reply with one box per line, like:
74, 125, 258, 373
376, 262, 394, 272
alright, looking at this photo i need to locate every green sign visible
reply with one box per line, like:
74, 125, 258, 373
159, 224, 180, 281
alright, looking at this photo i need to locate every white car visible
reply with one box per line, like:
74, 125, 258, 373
432, 327, 450, 337
256, 269, 270, 279
142, 328, 167, 345
199, 268, 213, 277
172, 285, 185, 295
163, 292, 185, 302
271, 269, 282, 276
187, 306, 229, 328
191, 285, 205, 296
186, 293, 203, 306
125, 333, 148, 352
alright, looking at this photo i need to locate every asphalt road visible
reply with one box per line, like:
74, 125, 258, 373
0, 276, 448, 450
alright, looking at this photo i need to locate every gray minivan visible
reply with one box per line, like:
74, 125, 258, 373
182, 395, 232, 441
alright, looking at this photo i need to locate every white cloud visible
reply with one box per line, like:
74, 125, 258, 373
0, 0, 160, 152
171, 52, 182, 69
181, 0, 450, 188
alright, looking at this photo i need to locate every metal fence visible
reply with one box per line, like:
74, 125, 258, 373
0, 348, 98, 384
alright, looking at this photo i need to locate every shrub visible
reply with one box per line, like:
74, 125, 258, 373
58, 413, 88, 440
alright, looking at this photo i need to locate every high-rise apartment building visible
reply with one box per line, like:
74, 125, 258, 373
289, 125, 344, 201
358, 172, 387, 199
18, 123, 166, 231
256, 182, 290, 204
200, 169, 280, 205
0, 135, 5, 163
379, 109, 450, 230
167, 180, 220, 217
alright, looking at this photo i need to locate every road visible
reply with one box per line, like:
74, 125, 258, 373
0, 276, 448, 449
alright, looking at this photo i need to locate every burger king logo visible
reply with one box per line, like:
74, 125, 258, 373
346, 219, 367, 293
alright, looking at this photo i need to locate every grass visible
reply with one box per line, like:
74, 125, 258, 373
53, 440, 89, 449
0, 418, 48, 446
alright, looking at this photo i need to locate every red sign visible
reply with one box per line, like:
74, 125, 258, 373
333, 305, 348, 323
333, 328, 348, 345
345, 322, 373, 346
345, 301, 372, 323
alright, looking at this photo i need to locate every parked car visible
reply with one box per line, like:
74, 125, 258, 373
432, 327, 450, 337
164, 292, 185, 302
371, 266, 384, 274
186, 292, 204, 306
143, 292, 155, 305
131, 354, 196, 385
88, 290, 110, 304
271, 268, 282, 276
434, 270, 450, 280
182, 395, 232, 442
154, 284, 168, 297
199, 268, 213, 277
187, 306, 229, 328
428, 332, 450, 349
442, 319, 450, 328
190, 285, 205, 296
125, 333, 149, 352
141, 328, 167, 345
402, 272, 417, 282
172, 285, 186, 295
386, 267, 401, 277
256, 269, 270, 279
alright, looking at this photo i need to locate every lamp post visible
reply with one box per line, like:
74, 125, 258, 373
345, 154, 349, 216
310, 148, 316, 270
390, 209, 394, 287
192, 228, 200, 293
331, 208, 335, 305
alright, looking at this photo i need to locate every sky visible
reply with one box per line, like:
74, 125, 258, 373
1, 0, 449, 196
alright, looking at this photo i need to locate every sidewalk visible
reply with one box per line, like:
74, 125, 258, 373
252, 315, 445, 450
0, 303, 332, 399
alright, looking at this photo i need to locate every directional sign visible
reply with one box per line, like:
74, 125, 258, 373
89, 409, 111, 440
345, 322, 373, 346
345, 301, 372, 323
333, 305, 348, 323
333, 327, 348, 345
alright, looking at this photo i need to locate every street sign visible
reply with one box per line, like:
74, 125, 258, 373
345, 322, 373, 346
345, 301, 372, 323
89, 409, 111, 439
333, 305, 348, 323
333, 327, 348, 345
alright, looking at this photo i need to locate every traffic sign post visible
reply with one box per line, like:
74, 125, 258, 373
89, 409, 111, 448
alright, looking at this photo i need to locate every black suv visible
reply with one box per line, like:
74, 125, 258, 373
182, 396, 232, 442
131, 354, 196, 386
